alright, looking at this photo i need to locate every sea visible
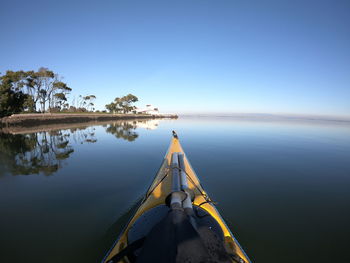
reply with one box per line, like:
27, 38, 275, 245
0, 116, 349, 263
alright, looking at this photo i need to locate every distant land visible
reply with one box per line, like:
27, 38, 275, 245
179, 113, 350, 123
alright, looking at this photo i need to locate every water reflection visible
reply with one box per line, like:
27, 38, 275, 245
0, 127, 96, 176
0, 119, 161, 176
105, 121, 139, 142
105, 119, 160, 141
135, 119, 159, 130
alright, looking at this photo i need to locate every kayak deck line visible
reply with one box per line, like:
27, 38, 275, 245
102, 132, 251, 263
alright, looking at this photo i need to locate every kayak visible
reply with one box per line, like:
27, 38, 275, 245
102, 131, 251, 263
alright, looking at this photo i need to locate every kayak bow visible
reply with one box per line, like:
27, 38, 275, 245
102, 132, 251, 263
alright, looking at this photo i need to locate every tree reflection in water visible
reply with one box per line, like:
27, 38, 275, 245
105, 121, 139, 142
0, 127, 97, 176
104, 119, 160, 141
0, 119, 158, 176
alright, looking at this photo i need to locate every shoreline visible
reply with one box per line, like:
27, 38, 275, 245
0, 119, 163, 135
0, 113, 178, 128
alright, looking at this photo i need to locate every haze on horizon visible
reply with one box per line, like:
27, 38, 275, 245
1, 0, 349, 117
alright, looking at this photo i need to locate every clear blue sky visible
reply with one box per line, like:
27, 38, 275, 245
1, 0, 349, 116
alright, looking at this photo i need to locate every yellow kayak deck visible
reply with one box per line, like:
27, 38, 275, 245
103, 135, 250, 263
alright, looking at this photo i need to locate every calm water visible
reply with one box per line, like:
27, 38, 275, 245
1, 117, 350, 263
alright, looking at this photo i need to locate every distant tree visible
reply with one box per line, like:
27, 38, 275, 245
25, 68, 71, 112
120, 94, 138, 113
0, 69, 72, 115
53, 93, 67, 110
50, 81, 71, 110
0, 71, 32, 117
83, 95, 96, 111
25, 68, 54, 112
105, 94, 138, 114
76, 95, 84, 110
105, 101, 119, 113
73, 94, 96, 112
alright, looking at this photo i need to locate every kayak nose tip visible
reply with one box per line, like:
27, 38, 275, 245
172, 130, 178, 138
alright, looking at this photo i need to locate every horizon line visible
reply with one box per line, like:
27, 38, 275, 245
175, 112, 350, 122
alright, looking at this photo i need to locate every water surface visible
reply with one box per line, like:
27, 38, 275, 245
0, 117, 349, 263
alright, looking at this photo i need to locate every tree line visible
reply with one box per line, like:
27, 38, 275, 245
0, 68, 100, 117
0, 68, 72, 116
1, 67, 142, 117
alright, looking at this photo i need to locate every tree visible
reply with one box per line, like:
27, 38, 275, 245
0, 71, 32, 117
53, 93, 67, 111
25, 68, 54, 112
25, 68, 71, 112
105, 94, 138, 114
50, 81, 72, 110
105, 101, 120, 113
83, 95, 96, 111
119, 94, 138, 113
72, 94, 97, 112
0, 69, 71, 115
